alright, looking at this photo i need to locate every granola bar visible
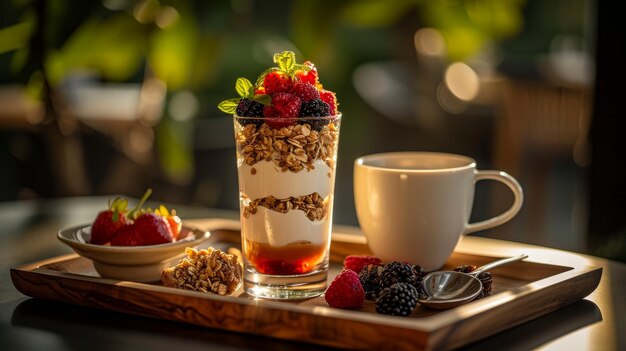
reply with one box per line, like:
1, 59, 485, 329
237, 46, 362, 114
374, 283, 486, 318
161, 247, 242, 295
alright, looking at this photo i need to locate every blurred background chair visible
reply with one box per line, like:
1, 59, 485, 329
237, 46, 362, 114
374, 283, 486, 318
492, 78, 592, 249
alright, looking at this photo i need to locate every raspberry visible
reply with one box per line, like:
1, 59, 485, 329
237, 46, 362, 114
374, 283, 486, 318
263, 105, 278, 118
324, 269, 365, 309
290, 82, 320, 102
343, 255, 383, 274
270, 92, 302, 117
263, 106, 294, 129
375, 283, 418, 316
264, 92, 301, 128
379, 262, 421, 290
358, 264, 384, 300
319, 90, 338, 116
263, 71, 292, 94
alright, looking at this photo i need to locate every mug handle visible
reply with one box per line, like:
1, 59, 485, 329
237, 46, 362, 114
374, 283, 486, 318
463, 170, 524, 235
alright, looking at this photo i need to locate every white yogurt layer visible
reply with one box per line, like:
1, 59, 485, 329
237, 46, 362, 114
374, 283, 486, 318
238, 159, 334, 200
241, 202, 333, 246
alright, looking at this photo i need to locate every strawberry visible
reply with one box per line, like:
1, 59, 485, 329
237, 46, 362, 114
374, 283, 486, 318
90, 197, 130, 245
136, 213, 173, 245
168, 216, 182, 240
290, 82, 320, 102
263, 71, 292, 94
109, 224, 143, 246
111, 213, 173, 246
343, 255, 383, 273
155, 205, 183, 240
325, 269, 365, 309
91, 188, 152, 245
295, 60, 318, 85
319, 90, 338, 116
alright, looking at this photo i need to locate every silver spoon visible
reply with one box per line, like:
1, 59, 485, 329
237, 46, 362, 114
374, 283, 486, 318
417, 254, 528, 310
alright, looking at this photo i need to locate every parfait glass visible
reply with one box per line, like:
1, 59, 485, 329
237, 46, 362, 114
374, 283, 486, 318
233, 114, 341, 299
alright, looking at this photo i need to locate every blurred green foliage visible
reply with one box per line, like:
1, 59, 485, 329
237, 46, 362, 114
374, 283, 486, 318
0, 0, 527, 185
46, 14, 146, 85
1, 0, 528, 85
420, 0, 524, 60
0, 22, 33, 55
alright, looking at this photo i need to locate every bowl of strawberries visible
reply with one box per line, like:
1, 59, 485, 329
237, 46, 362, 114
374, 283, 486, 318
58, 189, 211, 282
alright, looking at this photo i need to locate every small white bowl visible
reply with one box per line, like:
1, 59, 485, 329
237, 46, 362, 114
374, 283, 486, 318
58, 224, 211, 282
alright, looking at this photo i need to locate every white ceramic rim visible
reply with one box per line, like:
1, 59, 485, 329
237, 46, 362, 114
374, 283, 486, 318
354, 151, 476, 173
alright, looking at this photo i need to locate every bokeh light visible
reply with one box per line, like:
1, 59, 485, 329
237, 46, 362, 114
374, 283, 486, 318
444, 62, 480, 102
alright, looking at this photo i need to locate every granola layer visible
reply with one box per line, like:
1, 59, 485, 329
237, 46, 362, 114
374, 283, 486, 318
243, 192, 328, 221
235, 122, 339, 172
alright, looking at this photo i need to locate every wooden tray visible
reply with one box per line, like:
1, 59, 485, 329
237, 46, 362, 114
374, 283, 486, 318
11, 219, 602, 350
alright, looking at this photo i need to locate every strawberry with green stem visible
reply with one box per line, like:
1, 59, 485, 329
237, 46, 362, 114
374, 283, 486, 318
263, 71, 293, 94
90, 197, 129, 245
254, 51, 311, 94
109, 189, 179, 246
90, 189, 153, 244
295, 60, 318, 86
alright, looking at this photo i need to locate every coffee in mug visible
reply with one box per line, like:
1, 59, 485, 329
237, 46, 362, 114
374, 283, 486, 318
353, 152, 523, 271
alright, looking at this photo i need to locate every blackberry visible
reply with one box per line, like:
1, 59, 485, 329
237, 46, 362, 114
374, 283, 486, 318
358, 264, 384, 300
413, 264, 425, 286
299, 99, 330, 131
379, 262, 420, 291
299, 98, 330, 117
453, 265, 493, 296
454, 265, 477, 274
476, 271, 493, 293
375, 283, 418, 316
417, 287, 429, 302
477, 290, 492, 299
236, 98, 264, 127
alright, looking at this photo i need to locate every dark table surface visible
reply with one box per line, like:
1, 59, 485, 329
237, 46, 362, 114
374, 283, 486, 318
1, 197, 625, 350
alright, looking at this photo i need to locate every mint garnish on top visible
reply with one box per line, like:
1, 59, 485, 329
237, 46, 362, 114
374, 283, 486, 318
217, 50, 337, 123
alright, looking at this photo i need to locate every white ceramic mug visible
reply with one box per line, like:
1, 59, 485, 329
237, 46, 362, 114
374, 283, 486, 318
354, 152, 523, 271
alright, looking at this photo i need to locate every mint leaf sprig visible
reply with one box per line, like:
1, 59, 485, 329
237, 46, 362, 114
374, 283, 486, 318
218, 77, 269, 114
254, 51, 310, 87
235, 77, 253, 97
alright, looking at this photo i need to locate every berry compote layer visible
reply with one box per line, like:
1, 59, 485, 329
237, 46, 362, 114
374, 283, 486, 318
235, 119, 340, 275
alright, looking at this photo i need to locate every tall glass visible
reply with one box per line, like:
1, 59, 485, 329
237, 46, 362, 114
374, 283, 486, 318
233, 115, 341, 299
